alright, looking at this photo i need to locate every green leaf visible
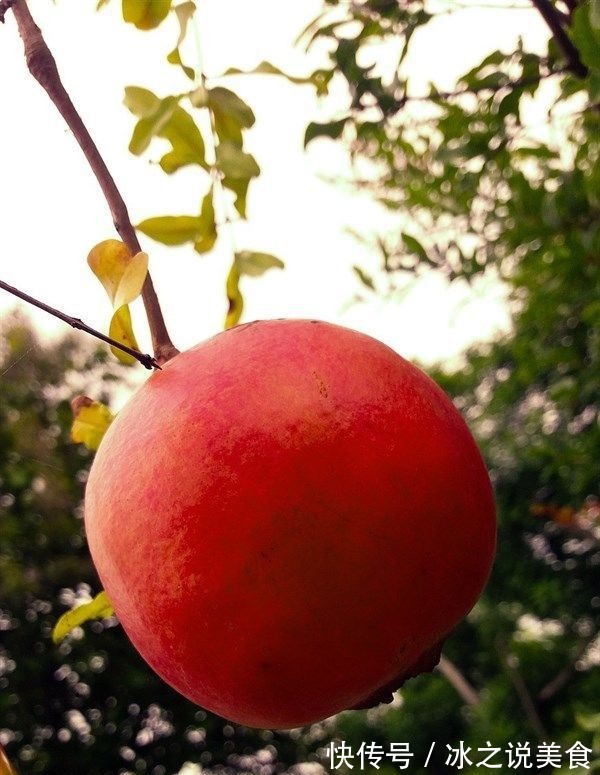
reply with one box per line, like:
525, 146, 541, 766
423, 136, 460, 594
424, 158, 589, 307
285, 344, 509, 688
224, 251, 284, 329
588, 70, 600, 100
353, 265, 375, 290
129, 97, 178, 155
304, 118, 348, 147
221, 60, 328, 93
52, 591, 115, 644
208, 87, 255, 129
137, 189, 216, 252
167, 49, 195, 82
167, 2, 196, 80
497, 87, 521, 119
159, 106, 207, 173
235, 251, 284, 277
401, 232, 429, 262
576, 711, 600, 732
216, 142, 260, 179
194, 231, 218, 255
222, 175, 250, 219
310, 68, 334, 97
571, 3, 600, 73
71, 401, 114, 451
513, 145, 557, 160
125, 88, 206, 172
224, 261, 243, 329
213, 112, 243, 147
208, 87, 255, 148
122, 0, 171, 29
137, 215, 204, 245
194, 188, 217, 254
124, 86, 161, 118
591, 0, 600, 31
459, 50, 506, 89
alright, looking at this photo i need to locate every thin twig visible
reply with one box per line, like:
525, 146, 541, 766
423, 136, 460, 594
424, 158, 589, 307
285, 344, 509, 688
497, 639, 548, 740
436, 655, 481, 707
530, 0, 587, 78
538, 631, 599, 702
0, 278, 160, 370
394, 67, 566, 110
9, 0, 179, 365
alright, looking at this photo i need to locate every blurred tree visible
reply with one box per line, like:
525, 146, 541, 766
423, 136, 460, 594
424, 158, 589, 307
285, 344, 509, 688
301, 0, 600, 770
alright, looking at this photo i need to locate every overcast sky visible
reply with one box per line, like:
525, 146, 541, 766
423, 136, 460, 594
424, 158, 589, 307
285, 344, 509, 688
0, 0, 551, 369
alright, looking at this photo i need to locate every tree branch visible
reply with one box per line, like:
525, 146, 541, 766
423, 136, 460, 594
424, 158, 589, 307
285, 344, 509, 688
9, 0, 179, 365
538, 631, 599, 702
497, 640, 548, 741
0, 278, 160, 370
394, 67, 567, 110
436, 655, 481, 707
530, 0, 588, 78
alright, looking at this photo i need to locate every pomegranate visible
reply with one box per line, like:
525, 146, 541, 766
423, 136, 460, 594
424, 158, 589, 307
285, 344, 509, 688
85, 319, 496, 729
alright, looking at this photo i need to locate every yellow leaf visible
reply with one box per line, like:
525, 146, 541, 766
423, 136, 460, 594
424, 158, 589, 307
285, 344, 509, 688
71, 401, 114, 451
167, 1, 196, 80
109, 306, 139, 365
87, 239, 132, 305
224, 261, 243, 329
122, 0, 171, 30
87, 241, 148, 309
113, 251, 148, 309
52, 591, 115, 645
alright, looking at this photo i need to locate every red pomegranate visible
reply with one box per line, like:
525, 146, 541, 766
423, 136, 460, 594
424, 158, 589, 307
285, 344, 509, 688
84, 319, 496, 728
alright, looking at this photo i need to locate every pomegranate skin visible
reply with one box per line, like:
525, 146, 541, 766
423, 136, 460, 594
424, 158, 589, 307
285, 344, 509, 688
84, 319, 496, 729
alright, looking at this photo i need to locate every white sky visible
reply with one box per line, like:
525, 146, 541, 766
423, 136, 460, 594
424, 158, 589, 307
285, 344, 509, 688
0, 0, 551, 368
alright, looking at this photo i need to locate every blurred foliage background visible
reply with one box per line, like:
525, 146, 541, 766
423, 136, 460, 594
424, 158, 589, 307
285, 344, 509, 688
1, 0, 599, 773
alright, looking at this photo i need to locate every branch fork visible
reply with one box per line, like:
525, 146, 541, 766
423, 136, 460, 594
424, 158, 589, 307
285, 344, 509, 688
7, 0, 179, 365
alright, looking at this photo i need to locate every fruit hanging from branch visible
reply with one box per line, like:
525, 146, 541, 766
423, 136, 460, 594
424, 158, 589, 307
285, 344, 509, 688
84, 319, 496, 729
5, 0, 496, 733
